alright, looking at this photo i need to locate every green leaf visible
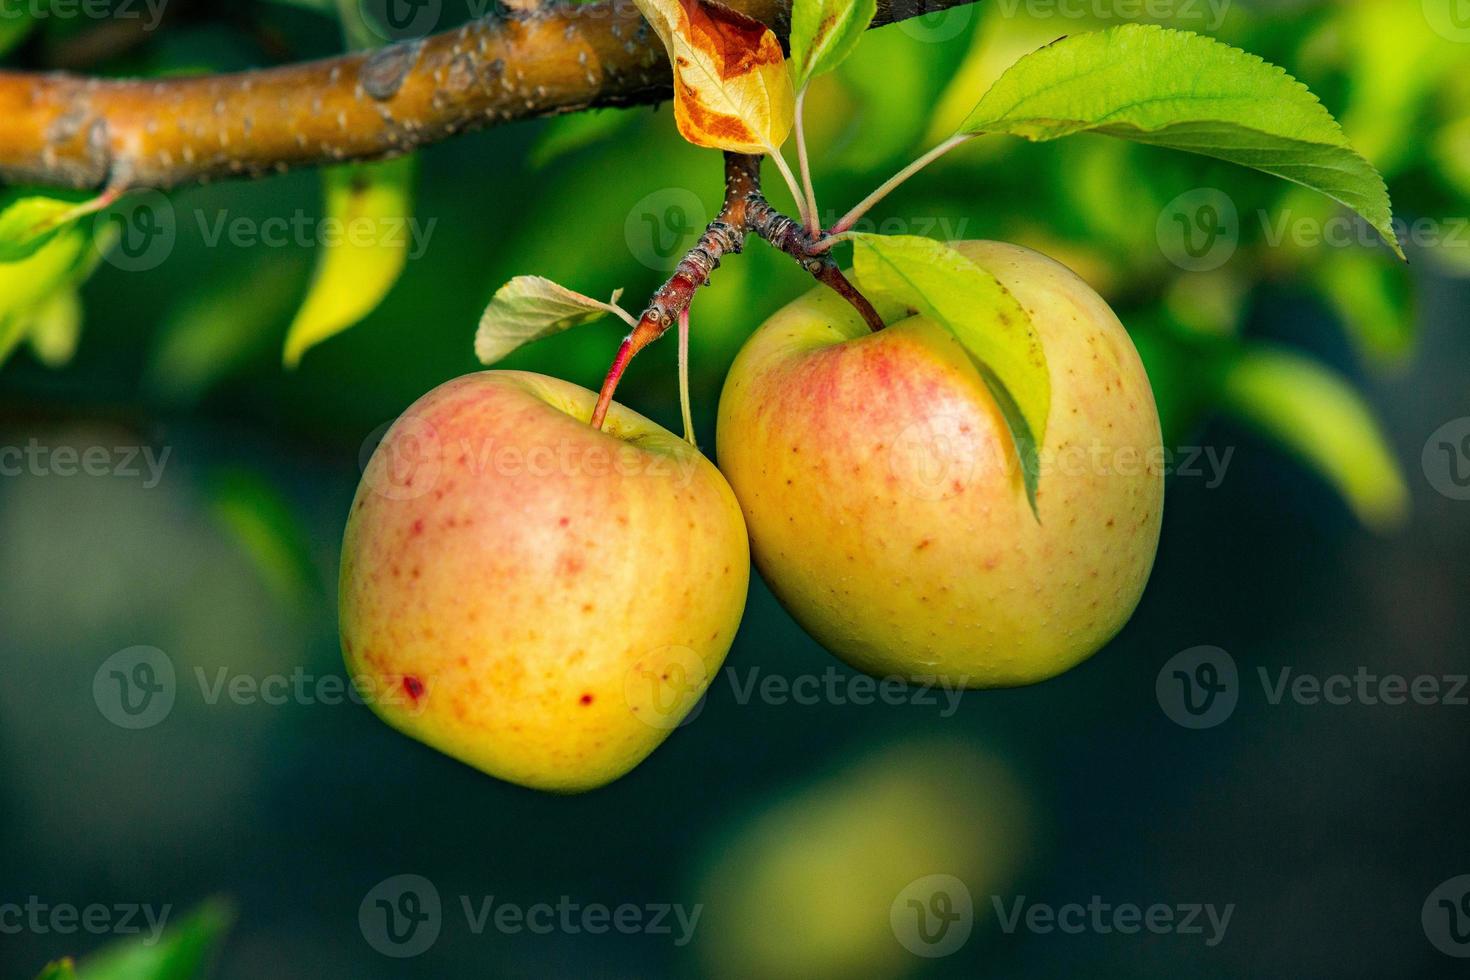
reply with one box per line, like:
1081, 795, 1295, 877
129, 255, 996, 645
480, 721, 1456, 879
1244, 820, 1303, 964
475, 275, 634, 365
282, 156, 417, 368
957, 24, 1403, 259
1314, 248, 1413, 361
0, 227, 91, 366
70, 898, 233, 980
1217, 346, 1408, 531
34, 961, 77, 980
790, 0, 876, 90
206, 468, 322, 610
850, 233, 1049, 515
0, 191, 90, 263
25, 287, 83, 368
529, 109, 641, 170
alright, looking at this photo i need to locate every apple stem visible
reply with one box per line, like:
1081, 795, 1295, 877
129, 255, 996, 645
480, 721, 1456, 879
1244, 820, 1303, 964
677, 308, 696, 445
589, 152, 891, 428
830, 134, 976, 236
794, 89, 822, 238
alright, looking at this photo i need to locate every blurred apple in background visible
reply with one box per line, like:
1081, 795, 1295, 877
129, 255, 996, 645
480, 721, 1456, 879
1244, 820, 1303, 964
694, 738, 1033, 979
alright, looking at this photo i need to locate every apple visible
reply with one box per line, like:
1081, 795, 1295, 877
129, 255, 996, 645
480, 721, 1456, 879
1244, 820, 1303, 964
339, 371, 749, 792
716, 241, 1162, 687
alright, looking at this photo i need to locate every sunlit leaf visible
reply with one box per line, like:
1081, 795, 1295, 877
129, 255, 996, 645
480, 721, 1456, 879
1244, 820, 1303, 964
790, 0, 876, 90
851, 233, 1049, 515
0, 190, 91, 263
282, 155, 417, 368
24, 287, 83, 368
1314, 248, 1414, 361
529, 109, 642, 169
70, 898, 233, 980
33, 961, 77, 980
0, 228, 90, 366
476, 275, 635, 366
206, 468, 322, 610
634, 0, 794, 154
957, 25, 1403, 258
1217, 346, 1407, 531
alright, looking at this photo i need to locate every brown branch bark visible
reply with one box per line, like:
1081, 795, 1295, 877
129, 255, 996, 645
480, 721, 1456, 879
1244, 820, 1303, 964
589, 152, 883, 429
0, 0, 979, 191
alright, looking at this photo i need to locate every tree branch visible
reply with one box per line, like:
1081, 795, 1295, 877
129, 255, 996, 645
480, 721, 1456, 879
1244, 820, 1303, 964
0, 0, 979, 191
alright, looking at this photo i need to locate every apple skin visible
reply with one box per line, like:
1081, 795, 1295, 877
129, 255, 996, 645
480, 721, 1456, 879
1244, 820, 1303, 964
340, 371, 749, 792
716, 241, 1162, 688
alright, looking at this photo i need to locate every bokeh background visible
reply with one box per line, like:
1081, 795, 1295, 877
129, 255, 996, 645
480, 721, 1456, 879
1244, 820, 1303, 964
2, 0, 1469, 975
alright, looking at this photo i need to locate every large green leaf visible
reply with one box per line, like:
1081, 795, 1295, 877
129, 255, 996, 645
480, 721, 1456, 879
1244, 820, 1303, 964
850, 234, 1048, 515
957, 24, 1403, 258
1217, 346, 1407, 531
790, 0, 876, 90
43, 898, 233, 980
282, 156, 417, 367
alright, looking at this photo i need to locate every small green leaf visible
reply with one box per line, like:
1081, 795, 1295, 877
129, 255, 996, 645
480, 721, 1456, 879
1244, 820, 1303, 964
282, 155, 417, 368
1314, 248, 1413, 361
70, 898, 233, 980
25, 287, 83, 368
790, 0, 877, 90
957, 25, 1403, 259
1217, 346, 1407, 531
206, 468, 322, 610
0, 227, 91, 366
475, 275, 634, 365
851, 233, 1049, 515
529, 109, 641, 170
0, 191, 90, 263
34, 960, 77, 980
